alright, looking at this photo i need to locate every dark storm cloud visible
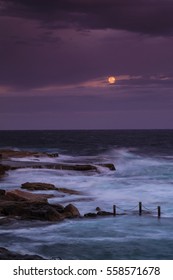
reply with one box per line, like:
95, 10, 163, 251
1, 0, 173, 36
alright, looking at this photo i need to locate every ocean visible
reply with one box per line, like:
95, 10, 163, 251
0, 130, 173, 260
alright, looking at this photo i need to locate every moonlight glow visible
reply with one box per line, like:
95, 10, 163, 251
108, 76, 116, 84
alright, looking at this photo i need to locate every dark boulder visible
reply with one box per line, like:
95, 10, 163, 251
63, 204, 80, 218
0, 200, 64, 221
25, 204, 63, 221
0, 191, 80, 221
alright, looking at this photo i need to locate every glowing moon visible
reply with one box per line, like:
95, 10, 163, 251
108, 76, 116, 84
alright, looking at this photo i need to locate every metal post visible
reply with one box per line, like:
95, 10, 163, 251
158, 206, 161, 218
139, 202, 142, 216
113, 205, 116, 216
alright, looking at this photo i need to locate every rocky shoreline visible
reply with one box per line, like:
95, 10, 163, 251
0, 149, 115, 172
0, 149, 116, 259
1, 149, 116, 221
0, 149, 116, 222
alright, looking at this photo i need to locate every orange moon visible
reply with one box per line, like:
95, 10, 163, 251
108, 76, 116, 84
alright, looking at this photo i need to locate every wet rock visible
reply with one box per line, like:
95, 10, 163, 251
97, 211, 113, 216
0, 247, 45, 260
84, 212, 97, 218
0, 149, 58, 159
21, 182, 56, 191
84, 210, 113, 218
0, 188, 53, 203
25, 164, 96, 172
11, 163, 98, 172
5, 189, 53, 202
49, 203, 64, 213
27, 204, 63, 221
56, 188, 81, 195
0, 190, 80, 222
63, 204, 80, 218
0, 190, 25, 202
21, 182, 81, 195
1, 162, 115, 173
0, 201, 64, 221
0, 164, 11, 177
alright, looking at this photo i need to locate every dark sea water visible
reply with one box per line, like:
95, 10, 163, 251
0, 130, 173, 259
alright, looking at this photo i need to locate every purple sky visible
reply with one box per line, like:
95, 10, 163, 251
0, 0, 173, 129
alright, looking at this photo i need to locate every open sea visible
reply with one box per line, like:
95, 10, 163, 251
0, 129, 173, 260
